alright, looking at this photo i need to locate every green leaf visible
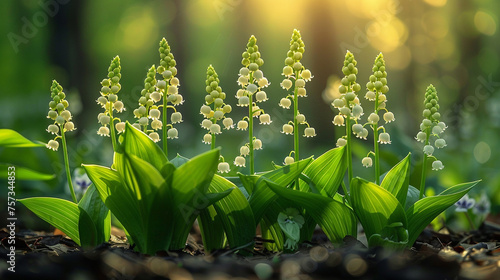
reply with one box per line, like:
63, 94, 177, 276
0, 164, 55, 180
203, 175, 254, 250
246, 157, 313, 224
19, 197, 81, 245
120, 122, 168, 171
380, 153, 411, 206
78, 184, 111, 245
404, 185, 420, 211
198, 205, 226, 252
266, 181, 357, 245
170, 154, 190, 168
351, 177, 408, 247
406, 180, 480, 246
83, 164, 146, 248
300, 146, 347, 197
0, 129, 44, 148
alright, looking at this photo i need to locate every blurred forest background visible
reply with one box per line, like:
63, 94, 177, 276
1, 0, 500, 225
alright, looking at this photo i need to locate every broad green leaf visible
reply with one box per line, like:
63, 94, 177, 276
78, 184, 111, 245
198, 205, 226, 252
380, 153, 411, 206
77, 206, 98, 248
0, 129, 43, 148
246, 157, 312, 224
204, 175, 254, 250
83, 164, 145, 248
300, 146, 347, 197
169, 149, 221, 250
0, 164, 55, 180
170, 154, 190, 168
19, 197, 81, 245
266, 181, 357, 245
261, 200, 287, 252
406, 180, 480, 246
351, 177, 407, 247
404, 185, 420, 211
120, 122, 168, 171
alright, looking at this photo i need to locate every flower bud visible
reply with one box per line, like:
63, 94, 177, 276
383, 112, 395, 123
254, 70, 264, 80
237, 120, 248, 130
210, 124, 222, 135
279, 98, 292, 109
368, 113, 380, 124
253, 139, 263, 150
283, 66, 293, 76
240, 145, 250, 156
339, 107, 350, 116
151, 91, 162, 102
234, 156, 246, 167
115, 122, 126, 133
432, 160, 444, 171
336, 138, 347, 147
171, 112, 183, 123
238, 96, 250, 107
247, 83, 258, 94
378, 132, 391, 144
149, 109, 161, 120
223, 117, 234, 129
55, 115, 65, 125
296, 79, 305, 88
362, 157, 373, 168
255, 91, 268, 102
301, 69, 312, 81
202, 133, 212, 144
259, 113, 272, 125
157, 80, 167, 89
333, 115, 345, 126
352, 105, 363, 119
296, 114, 306, 124
218, 162, 230, 173
167, 128, 178, 139
46, 139, 59, 151
213, 110, 224, 120
435, 138, 447, 149
284, 156, 294, 165
415, 131, 427, 142
139, 117, 149, 126
64, 122, 75, 132
352, 124, 363, 134
201, 119, 213, 130
282, 124, 294, 135
239, 67, 250, 76
423, 145, 434, 156
258, 78, 269, 88
97, 126, 110, 137
304, 127, 316, 137
149, 132, 160, 142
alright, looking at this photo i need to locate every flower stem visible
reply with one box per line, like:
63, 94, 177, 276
465, 210, 476, 230
108, 102, 117, 152
373, 93, 380, 185
418, 128, 431, 199
61, 129, 77, 203
163, 85, 168, 157
346, 116, 353, 187
248, 73, 255, 174
293, 72, 300, 189
211, 133, 216, 150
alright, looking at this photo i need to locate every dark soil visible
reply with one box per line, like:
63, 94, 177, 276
1, 222, 500, 280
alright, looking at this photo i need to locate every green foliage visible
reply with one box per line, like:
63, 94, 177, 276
84, 122, 232, 254
19, 184, 110, 247
350, 156, 480, 248
0, 129, 43, 148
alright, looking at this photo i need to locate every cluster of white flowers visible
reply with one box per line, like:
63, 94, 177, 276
415, 85, 447, 171
45, 80, 76, 151
234, 35, 272, 169
96, 56, 125, 138
279, 29, 316, 165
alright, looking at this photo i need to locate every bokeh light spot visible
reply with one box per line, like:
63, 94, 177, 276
367, 17, 407, 52
119, 6, 158, 51
423, 0, 447, 7
474, 10, 497, 36
474, 141, 491, 164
